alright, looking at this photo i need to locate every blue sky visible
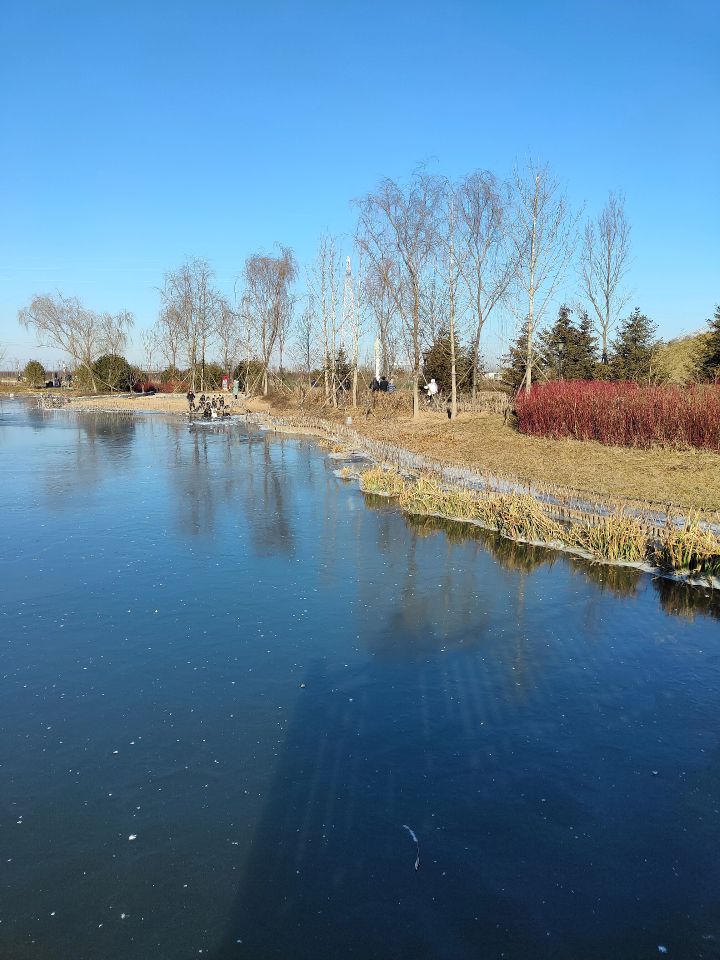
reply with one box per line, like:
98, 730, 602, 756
1, 0, 718, 366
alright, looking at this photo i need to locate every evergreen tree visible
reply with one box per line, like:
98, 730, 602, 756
701, 304, 720, 381
422, 327, 476, 394
572, 311, 599, 379
334, 347, 353, 392
23, 359, 46, 388
536, 306, 598, 380
503, 319, 537, 391
609, 308, 659, 382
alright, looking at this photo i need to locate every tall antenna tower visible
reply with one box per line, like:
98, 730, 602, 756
340, 256, 355, 354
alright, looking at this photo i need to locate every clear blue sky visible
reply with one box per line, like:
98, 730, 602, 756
1, 0, 718, 366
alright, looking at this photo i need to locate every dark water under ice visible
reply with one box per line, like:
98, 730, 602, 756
1, 398, 720, 960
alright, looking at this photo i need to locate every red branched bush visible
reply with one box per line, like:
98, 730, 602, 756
515, 381, 720, 451
155, 380, 186, 394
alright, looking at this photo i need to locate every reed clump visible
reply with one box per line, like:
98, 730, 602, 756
651, 518, 720, 577
490, 493, 564, 544
569, 513, 650, 563
354, 465, 720, 583
397, 475, 482, 522
360, 465, 407, 497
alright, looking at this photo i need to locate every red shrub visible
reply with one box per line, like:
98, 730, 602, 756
515, 381, 720, 451
155, 380, 186, 394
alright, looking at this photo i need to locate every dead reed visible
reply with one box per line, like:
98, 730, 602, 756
356, 465, 719, 583
569, 513, 650, 563
651, 518, 720, 577
359, 465, 407, 497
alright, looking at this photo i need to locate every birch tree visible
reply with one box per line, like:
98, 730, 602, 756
160, 258, 220, 391
364, 258, 398, 378
455, 171, 514, 397
511, 160, 578, 393
294, 295, 317, 389
215, 297, 242, 382
154, 302, 184, 382
243, 247, 296, 395
446, 198, 459, 419
579, 191, 631, 364
308, 235, 340, 405
357, 170, 442, 416
139, 328, 159, 384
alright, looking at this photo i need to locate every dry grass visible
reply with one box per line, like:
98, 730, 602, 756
357, 466, 719, 581
569, 514, 650, 563
651, 518, 720, 576
326, 410, 720, 513
360, 465, 407, 497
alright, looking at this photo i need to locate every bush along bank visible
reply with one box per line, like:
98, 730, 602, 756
358, 466, 720, 587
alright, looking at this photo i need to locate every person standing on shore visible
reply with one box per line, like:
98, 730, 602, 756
233, 378, 240, 400
186, 389, 195, 413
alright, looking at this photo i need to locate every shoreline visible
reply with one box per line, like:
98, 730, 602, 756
37, 392, 720, 591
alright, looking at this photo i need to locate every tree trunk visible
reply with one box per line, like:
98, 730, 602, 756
449, 317, 457, 420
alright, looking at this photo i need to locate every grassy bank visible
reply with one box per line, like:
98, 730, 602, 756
358, 466, 720, 583
309, 407, 720, 514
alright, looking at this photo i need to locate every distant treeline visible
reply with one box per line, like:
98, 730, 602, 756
12, 160, 720, 412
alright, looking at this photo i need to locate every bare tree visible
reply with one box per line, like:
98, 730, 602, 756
455, 171, 514, 397
18, 293, 133, 392
579, 191, 631, 364
347, 251, 365, 407
364, 258, 398, 378
242, 247, 297, 396
160, 258, 220, 391
215, 297, 242, 382
139, 328, 159, 384
154, 302, 184, 382
294, 294, 317, 390
357, 170, 443, 416
308, 235, 340, 405
510, 160, 578, 393
446, 198, 459, 419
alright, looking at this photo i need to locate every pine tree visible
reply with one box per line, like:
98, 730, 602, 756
572, 311, 599, 379
537, 307, 598, 380
422, 327, 476, 394
701, 304, 720, 381
609, 308, 659, 382
334, 347, 353, 392
537, 306, 574, 379
503, 319, 536, 391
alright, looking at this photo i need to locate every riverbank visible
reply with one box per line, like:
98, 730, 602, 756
58, 391, 720, 513
47, 391, 720, 587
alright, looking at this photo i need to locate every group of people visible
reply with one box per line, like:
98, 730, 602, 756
369, 376, 396, 393
186, 391, 232, 419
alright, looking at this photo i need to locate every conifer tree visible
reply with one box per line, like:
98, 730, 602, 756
701, 304, 720, 381
609, 308, 658, 382
572, 311, 599, 379
503, 319, 537, 391
422, 327, 475, 394
537, 306, 598, 380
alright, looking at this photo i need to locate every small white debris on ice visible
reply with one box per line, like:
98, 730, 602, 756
402, 824, 420, 871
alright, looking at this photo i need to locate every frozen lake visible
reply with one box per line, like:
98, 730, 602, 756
1, 398, 719, 960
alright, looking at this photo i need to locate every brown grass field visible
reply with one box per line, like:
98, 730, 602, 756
302, 407, 720, 514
